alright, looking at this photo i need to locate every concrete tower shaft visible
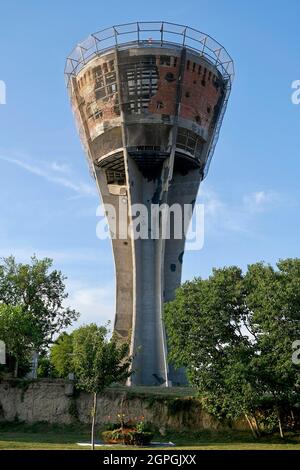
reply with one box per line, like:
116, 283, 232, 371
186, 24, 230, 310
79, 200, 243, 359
65, 22, 234, 386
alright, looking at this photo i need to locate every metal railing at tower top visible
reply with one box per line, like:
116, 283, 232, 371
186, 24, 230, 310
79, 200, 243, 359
65, 21, 234, 179
64, 21, 234, 87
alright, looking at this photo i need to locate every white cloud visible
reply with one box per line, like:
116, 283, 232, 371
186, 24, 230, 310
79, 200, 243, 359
0, 153, 97, 198
243, 190, 282, 213
197, 185, 288, 236
198, 187, 225, 217
50, 162, 70, 173
66, 281, 115, 328
0, 246, 110, 265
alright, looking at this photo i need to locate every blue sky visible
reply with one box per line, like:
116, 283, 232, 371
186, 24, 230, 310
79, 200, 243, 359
0, 0, 299, 328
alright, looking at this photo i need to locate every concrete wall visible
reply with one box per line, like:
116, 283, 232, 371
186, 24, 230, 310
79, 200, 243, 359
0, 380, 246, 431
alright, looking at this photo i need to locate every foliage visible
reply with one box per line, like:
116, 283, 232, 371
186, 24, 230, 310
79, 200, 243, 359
48, 324, 133, 448
50, 333, 73, 378
245, 260, 300, 409
127, 431, 153, 446
0, 256, 79, 352
164, 259, 300, 438
0, 304, 39, 377
68, 398, 79, 421
105, 422, 121, 431
101, 428, 154, 446
70, 323, 132, 449
135, 419, 147, 433
102, 410, 153, 446
166, 398, 194, 415
71, 324, 131, 394
36, 355, 55, 378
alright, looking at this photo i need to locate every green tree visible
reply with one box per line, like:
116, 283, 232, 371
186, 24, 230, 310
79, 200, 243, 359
0, 304, 40, 377
37, 355, 56, 378
164, 267, 260, 433
50, 332, 73, 378
71, 324, 132, 449
164, 261, 300, 438
244, 259, 300, 437
0, 256, 79, 351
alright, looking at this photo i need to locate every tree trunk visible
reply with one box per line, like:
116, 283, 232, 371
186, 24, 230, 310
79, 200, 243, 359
253, 414, 261, 437
244, 413, 258, 438
14, 358, 18, 378
276, 407, 284, 439
91, 392, 98, 450
290, 408, 295, 429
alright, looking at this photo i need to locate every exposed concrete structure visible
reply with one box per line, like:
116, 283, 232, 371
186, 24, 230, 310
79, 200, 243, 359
65, 22, 234, 386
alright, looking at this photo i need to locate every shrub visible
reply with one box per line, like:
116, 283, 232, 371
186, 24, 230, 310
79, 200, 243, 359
101, 427, 154, 446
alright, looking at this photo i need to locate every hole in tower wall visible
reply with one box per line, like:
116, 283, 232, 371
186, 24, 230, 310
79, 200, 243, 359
120, 56, 159, 114
95, 88, 106, 100
165, 72, 175, 82
160, 55, 171, 66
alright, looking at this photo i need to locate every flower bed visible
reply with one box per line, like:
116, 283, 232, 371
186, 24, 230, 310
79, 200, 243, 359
102, 427, 154, 446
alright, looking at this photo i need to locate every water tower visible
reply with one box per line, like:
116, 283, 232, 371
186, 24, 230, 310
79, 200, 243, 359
65, 22, 234, 386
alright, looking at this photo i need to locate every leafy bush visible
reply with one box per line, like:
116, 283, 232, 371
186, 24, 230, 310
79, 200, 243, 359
101, 428, 154, 446
105, 422, 121, 431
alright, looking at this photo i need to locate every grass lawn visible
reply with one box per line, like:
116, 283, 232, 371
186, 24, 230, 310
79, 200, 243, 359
0, 422, 300, 450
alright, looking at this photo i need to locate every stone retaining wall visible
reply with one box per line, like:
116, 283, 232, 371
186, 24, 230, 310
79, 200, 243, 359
0, 379, 246, 431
